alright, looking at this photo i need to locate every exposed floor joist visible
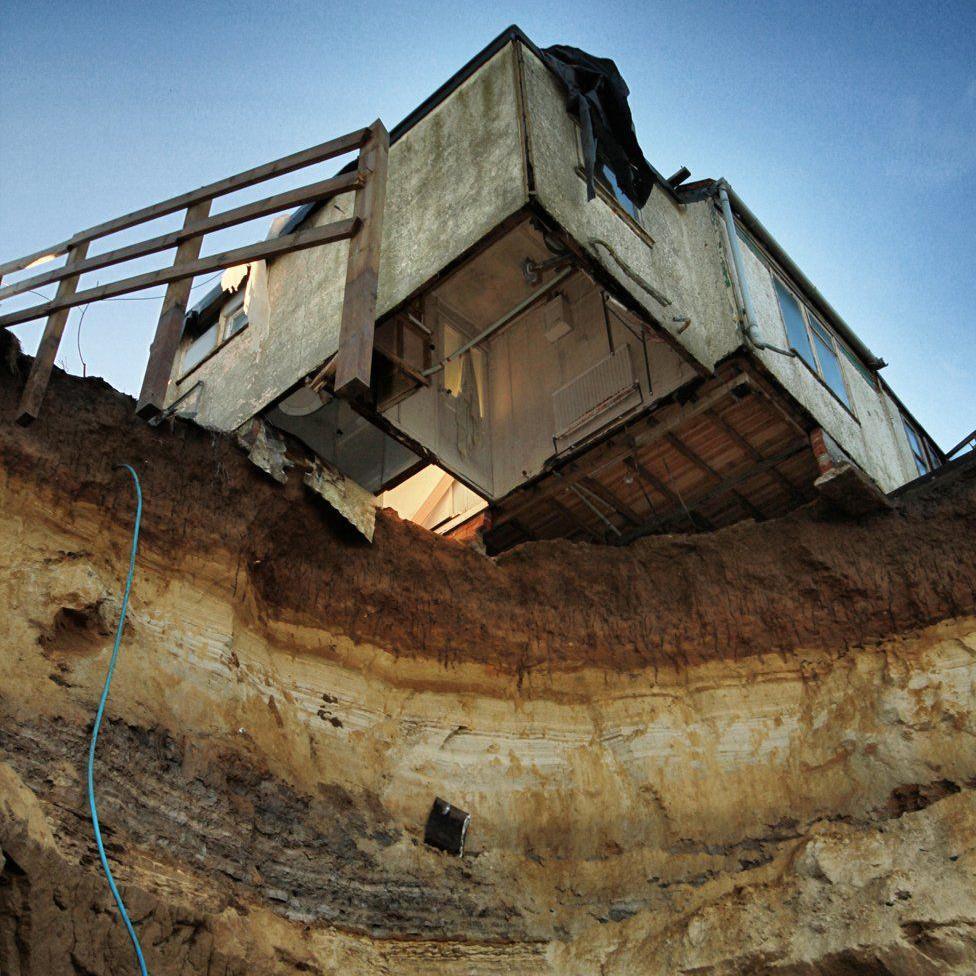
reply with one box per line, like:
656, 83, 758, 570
484, 365, 822, 552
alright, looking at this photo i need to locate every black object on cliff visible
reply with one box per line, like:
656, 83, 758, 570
542, 44, 656, 210
424, 797, 471, 856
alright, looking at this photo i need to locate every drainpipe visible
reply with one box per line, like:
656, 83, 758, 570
716, 180, 795, 359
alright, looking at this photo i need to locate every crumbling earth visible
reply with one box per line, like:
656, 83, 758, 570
1, 334, 974, 974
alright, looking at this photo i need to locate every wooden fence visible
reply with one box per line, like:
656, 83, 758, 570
0, 120, 388, 423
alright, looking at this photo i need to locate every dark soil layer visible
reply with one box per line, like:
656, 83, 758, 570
3, 332, 973, 677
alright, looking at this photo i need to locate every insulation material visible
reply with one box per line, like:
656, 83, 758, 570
243, 260, 270, 331
304, 459, 378, 542
236, 418, 294, 485
220, 264, 249, 293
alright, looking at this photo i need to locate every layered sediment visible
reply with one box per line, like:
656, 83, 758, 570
1, 337, 974, 974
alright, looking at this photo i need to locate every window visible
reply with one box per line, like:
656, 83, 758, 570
773, 279, 815, 369
182, 322, 220, 374
774, 278, 851, 410
839, 342, 877, 388
596, 158, 640, 222
736, 226, 767, 265
572, 124, 650, 239
902, 418, 933, 476
807, 315, 850, 409
179, 292, 248, 377
224, 305, 247, 338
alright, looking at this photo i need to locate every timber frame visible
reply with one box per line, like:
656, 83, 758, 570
0, 120, 388, 424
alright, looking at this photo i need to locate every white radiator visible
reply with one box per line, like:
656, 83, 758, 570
552, 345, 640, 449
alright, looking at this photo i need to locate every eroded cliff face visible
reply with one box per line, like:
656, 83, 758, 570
1, 338, 975, 975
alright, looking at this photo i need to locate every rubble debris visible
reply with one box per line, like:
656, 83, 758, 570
304, 458, 377, 542
236, 418, 294, 484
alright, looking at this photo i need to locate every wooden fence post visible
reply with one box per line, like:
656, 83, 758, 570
334, 119, 389, 399
136, 200, 212, 418
16, 241, 90, 425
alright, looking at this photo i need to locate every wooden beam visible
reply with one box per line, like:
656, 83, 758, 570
375, 345, 431, 388
136, 200, 213, 418
704, 407, 801, 500
580, 476, 642, 525
0, 127, 369, 280
411, 472, 455, 527
567, 485, 621, 538
625, 456, 679, 507
547, 495, 599, 541
624, 455, 714, 530
666, 433, 765, 521
0, 242, 74, 282
619, 445, 808, 544
335, 120, 389, 399
16, 241, 89, 425
493, 375, 752, 530
0, 219, 359, 330
0, 171, 362, 303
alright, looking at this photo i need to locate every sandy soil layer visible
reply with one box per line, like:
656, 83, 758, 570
1, 335, 974, 974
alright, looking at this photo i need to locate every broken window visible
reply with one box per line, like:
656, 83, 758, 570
774, 278, 852, 411
596, 153, 641, 223
572, 122, 644, 227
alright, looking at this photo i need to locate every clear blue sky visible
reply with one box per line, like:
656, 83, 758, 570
1, 0, 973, 449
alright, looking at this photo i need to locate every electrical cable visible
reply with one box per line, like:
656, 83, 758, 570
25, 270, 223, 307
87, 463, 148, 976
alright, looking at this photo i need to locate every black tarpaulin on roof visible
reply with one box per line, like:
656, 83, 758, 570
542, 44, 655, 209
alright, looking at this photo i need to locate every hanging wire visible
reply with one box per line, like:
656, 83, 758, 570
660, 454, 702, 531
22, 270, 224, 376
76, 302, 91, 376
23, 270, 223, 307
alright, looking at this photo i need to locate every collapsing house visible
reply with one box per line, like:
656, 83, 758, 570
0, 27, 944, 552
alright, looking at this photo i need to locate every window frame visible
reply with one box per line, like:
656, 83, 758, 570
736, 222, 877, 394
220, 291, 248, 340
901, 416, 939, 477
772, 274, 856, 417
571, 121, 655, 247
595, 155, 640, 222
178, 290, 249, 381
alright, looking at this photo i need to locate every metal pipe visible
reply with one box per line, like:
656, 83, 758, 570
569, 484, 622, 537
717, 180, 885, 370
716, 181, 795, 359
422, 266, 575, 376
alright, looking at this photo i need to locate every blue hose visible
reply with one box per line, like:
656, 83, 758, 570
87, 463, 149, 976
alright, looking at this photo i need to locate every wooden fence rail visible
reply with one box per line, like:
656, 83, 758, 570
0, 120, 388, 424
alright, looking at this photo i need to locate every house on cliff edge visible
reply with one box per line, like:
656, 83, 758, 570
6, 26, 946, 553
